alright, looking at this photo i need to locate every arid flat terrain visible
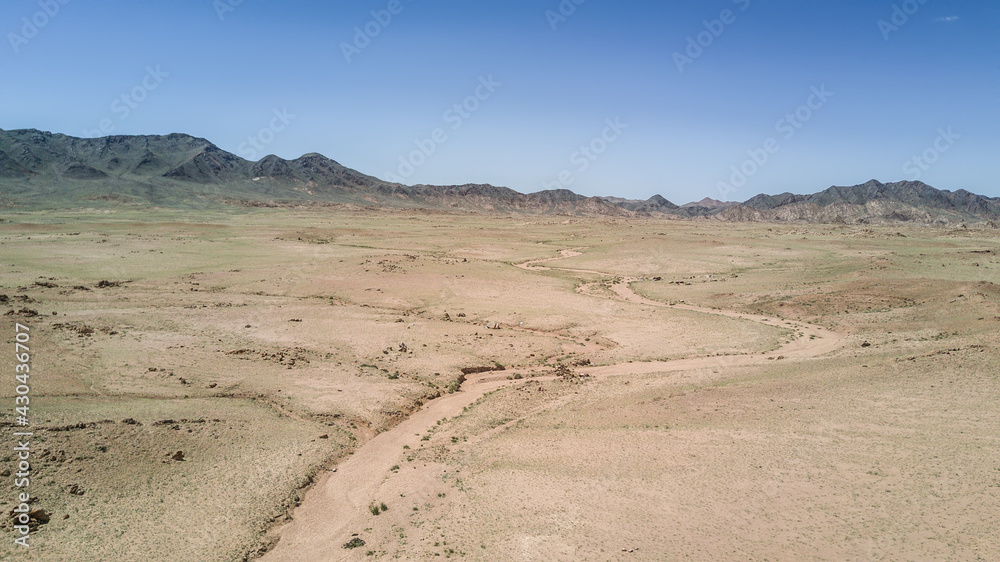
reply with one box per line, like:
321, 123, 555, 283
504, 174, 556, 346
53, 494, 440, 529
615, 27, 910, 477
2, 208, 998, 561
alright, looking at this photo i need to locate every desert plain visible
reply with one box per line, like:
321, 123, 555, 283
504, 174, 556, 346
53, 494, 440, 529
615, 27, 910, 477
1, 206, 998, 561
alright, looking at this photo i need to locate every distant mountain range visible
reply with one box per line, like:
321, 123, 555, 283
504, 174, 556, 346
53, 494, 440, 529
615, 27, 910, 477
2, 128, 997, 225
682, 197, 738, 209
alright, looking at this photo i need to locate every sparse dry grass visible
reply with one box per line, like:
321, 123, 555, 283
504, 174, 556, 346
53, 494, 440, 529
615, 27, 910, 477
1, 209, 998, 560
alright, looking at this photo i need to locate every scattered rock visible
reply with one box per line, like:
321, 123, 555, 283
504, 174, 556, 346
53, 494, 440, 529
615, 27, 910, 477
47, 422, 98, 432
4, 309, 38, 317
861, 342, 871, 348
318, 434, 329, 439
226, 347, 311, 367
461, 365, 505, 375
29, 509, 49, 524
171, 451, 185, 462
554, 364, 588, 380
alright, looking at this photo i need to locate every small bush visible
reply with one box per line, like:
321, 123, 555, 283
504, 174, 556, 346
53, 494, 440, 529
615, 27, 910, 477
343, 537, 366, 549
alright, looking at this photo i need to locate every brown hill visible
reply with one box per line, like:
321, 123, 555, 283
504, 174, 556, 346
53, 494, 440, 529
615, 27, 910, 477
2, 129, 996, 224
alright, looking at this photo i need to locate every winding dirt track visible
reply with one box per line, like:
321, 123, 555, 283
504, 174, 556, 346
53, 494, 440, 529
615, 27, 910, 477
260, 249, 842, 561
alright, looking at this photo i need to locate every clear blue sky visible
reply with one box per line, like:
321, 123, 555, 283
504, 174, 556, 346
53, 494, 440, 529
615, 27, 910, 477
2, 0, 997, 202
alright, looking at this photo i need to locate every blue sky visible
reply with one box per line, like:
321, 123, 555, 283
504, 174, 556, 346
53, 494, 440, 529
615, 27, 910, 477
2, 0, 997, 202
